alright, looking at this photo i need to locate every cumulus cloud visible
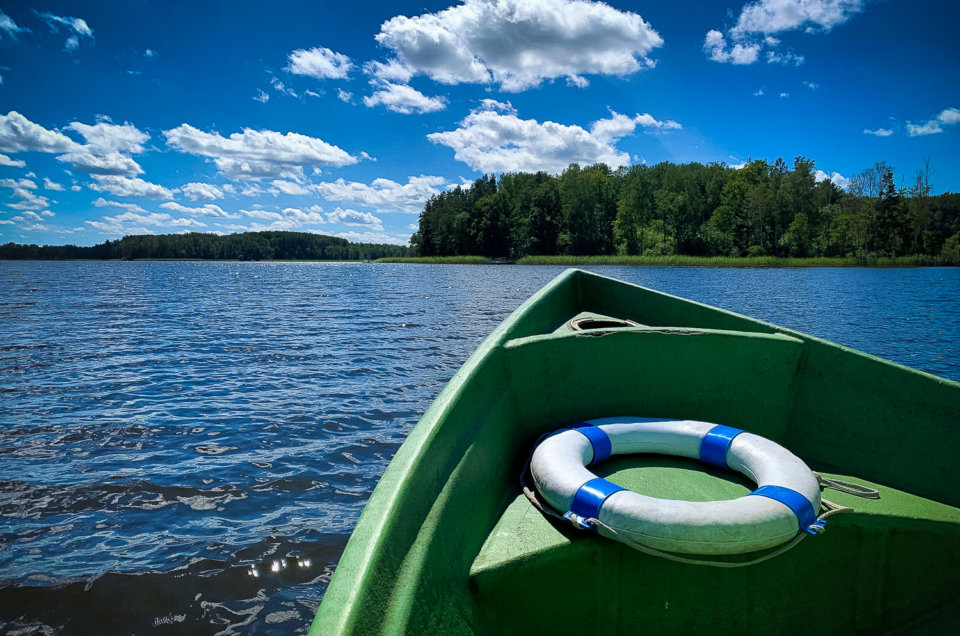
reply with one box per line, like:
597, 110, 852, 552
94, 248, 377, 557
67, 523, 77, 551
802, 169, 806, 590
180, 182, 224, 201
0, 112, 148, 176
240, 208, 285, 221
286, 47, 353, 80
362, 82, 447, 114
705, 0, 863, 65
0, 111, 78, 154
326, 207, 384, 230
92, 197, 147, 213
43, 177, 65, 191
269, 179, 312, 196
86, 210, 204, 234
374, 0, 662, 92
427, 101, 679, 174
703, 30, 759, 64
731, 0, 863, 36
1, 178, 49, 210
0, 153, 26, 167
313, 175, 448, 213
363, 59, 414, 84
863, 128, 893, 137
89, 175, 175, 200
56, 150, 143, 176
159, 201, 233, 217
163, 123, 358, 181
337, 89, 353, 103
814, 169, 850, 189
907, 107, 960, 137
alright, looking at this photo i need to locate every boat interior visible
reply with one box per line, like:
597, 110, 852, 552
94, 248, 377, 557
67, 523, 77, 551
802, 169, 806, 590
314, 269, 960, 634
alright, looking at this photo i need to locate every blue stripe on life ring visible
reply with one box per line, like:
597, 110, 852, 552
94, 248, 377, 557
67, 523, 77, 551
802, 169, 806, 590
569, 422, 612, 465
750, 485, 823, 535
699, 424, 744, 468
569, 477, 625, 522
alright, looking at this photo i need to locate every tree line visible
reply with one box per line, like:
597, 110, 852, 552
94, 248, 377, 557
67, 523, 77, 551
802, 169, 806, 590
411, 158, 960, 262
0, 231, 410, 261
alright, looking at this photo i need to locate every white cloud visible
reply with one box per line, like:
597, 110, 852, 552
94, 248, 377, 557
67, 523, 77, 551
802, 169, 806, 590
937, 107, 960, 125
1, 10, 27, 38
906, 120, 942, 137
0, 113, 148, 176
89, 175, 175, 200
375, 0, 663, 91
901, 107, 960, 137
705, 1, 863, 65
1, 178, 49, 210
159, 201, 233, 217
363, 82, 447, 114
163, 123, 358, 181
286, 47, 353, 80
634, 113, 682, 131
43, 177, 64, 191
269, 179, 312, 195
92, 197, 147, 213
56, 151, 144, 176
240, 208, 284, 221
703, 30, 759, 65
427, 102, 677, 174
181, 182, 224, 201
779, 92, 790, 98
814, 169, 850, 189
803, 80, 820, 90
1, 178, 37, 190
0, 111, 78, 154
36, 11, 94, 49
305, 89, 322, 98
363, 59, 414, 84
253, 89, 270, 103
145, 49, 156, 58
337, 89, 353, 103
335, 230, 408, 246
731, 0, 864, 36
326, 207, 384, 230
270, 77, 297, 98
863, 128, 893, 137
766, 49, 805, 66
0, 153, 26, 167
313, 175, 448, 212
283, 206, 329, 225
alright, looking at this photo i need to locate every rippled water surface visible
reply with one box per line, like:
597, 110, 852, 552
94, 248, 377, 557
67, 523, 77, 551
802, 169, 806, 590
1, 262, 958, 634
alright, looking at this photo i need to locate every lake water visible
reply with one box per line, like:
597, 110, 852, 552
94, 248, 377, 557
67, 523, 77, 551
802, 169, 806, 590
1, 262, 958, 634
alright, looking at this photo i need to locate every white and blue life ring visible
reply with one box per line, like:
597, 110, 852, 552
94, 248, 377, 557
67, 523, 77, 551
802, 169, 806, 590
529, 417, 824, 555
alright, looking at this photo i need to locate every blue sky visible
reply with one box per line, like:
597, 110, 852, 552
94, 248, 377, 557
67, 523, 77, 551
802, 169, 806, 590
1, 0, 958, 246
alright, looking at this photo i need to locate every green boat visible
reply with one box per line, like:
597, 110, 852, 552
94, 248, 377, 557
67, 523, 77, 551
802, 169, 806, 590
311, 268, 960, 634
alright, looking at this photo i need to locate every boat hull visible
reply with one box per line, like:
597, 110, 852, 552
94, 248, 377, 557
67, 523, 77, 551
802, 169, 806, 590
311, 269, 960, 634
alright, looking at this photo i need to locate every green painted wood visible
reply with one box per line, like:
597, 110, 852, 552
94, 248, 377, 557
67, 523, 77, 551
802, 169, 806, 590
310, 269, 960, 635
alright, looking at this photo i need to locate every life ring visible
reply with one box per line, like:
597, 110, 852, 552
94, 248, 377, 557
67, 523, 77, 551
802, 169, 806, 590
529, 417, 824, 555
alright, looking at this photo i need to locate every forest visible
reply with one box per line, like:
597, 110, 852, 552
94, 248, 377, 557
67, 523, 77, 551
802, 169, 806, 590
411, 158, 960, 262
0, 231, 410, 261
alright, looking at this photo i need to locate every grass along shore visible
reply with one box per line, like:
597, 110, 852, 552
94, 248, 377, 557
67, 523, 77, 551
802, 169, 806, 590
377, 254, 952, 267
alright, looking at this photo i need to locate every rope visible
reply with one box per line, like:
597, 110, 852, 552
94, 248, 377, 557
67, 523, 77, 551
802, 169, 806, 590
815, 473, 881, 499
519, 434, 873, 568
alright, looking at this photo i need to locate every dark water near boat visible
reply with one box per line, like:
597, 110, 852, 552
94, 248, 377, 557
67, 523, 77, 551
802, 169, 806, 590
1, 262, 958, 634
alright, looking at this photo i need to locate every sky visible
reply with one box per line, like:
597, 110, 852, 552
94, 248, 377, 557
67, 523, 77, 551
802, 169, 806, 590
0, 0, 958, 247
